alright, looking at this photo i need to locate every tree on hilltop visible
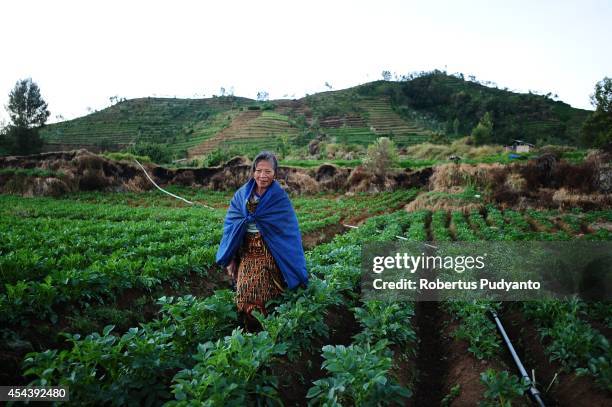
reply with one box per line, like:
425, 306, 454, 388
2, 78, 50, 155
257, 91, 269, 101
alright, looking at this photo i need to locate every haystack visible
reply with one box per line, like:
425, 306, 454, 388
429, 163, 508, 192
281, 172, 320, 194
345, 166, 397, 193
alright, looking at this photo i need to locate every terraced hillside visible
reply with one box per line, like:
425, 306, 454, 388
34, 73, 592, 160
186, 95, 433, 154
40, 96, 249, 154
358, 97, 432, 145
295, 90, 434, 147
187, 110, 299, 157
274, 99, 312, 119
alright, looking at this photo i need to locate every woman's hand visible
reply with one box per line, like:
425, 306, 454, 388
226, 258, 237, 281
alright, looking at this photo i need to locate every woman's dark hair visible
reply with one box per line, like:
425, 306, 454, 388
251, 151, 278, 173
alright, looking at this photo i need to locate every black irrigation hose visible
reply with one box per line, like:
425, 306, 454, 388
343, 222, 546, 405
490, 310, 546, 407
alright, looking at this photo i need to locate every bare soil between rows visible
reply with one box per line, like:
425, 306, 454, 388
272, 304, 360, 406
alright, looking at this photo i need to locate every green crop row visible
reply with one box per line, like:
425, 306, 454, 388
305, 213, 417, 406
0, 196, 223, 325
522, 298, 612, 391
428, 206, 610, 242
23, 291, 238, 405
159, 211, 418, 404
20, 210, 419, 405
307, 340, 411, 406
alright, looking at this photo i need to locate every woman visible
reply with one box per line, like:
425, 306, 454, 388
216, 151, 308, 330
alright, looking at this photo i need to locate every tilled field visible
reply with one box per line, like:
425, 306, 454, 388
0, 189, 610, 405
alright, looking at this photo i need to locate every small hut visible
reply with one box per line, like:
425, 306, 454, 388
504, 140, 534, 153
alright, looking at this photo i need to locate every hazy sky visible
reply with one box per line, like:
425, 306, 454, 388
1, 0, 610, 124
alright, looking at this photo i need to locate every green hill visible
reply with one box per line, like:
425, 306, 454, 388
355, 72, 590, 145
40, 96, 252, 154
38, 72, 592, 159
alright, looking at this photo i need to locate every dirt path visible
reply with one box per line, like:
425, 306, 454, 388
273, 303, 361, 406
411, 242, 448, 405
410, 241, 517, 406
412, 301, 448, 405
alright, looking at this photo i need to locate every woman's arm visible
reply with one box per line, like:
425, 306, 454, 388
226, 257, 238, 281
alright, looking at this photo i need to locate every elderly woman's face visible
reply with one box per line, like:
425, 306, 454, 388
254, 160, 275, 191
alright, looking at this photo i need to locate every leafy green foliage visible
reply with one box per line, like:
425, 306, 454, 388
446, 301, 502, 360
6, 186, 610, 405
352, 301, 416, 346
256, 282, 339, 359
432, 210, 452, 241
17, 204, 426, 405
468, 210, 498, 240
307, 340, 411, 406
0, 196, 222, 325
471, 112, 494, 145
2, 78, 49, 155
480, 369, 529, 407
201, 146, 246, 167
168, 329, 286, 406
451, 211, 479, 241
304, 213, 418, 405
6, 78, 50, 128
582, 77, 612, 148
392, 70, 587, 145
523, 299, 612, 390
293, 189, 419, 233
406, 210, 428, 241
2, 125, 45, 155
441, 384, 461, 406
22, 291, 237, 405
132, 142, 174, 164
101, 151, 153, 164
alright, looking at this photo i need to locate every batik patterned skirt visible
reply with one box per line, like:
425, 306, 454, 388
235, 232, 285, 316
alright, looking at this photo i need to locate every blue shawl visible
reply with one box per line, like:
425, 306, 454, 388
216, 178, 308, 289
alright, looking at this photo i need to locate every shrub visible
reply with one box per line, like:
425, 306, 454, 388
202, 147, 247, 167
471, 112, 494, 145
362, 137, 399, 177
132, 142, 173, 164
102, 152, 152, 164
